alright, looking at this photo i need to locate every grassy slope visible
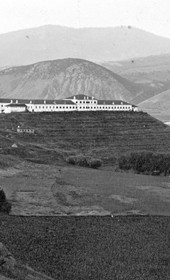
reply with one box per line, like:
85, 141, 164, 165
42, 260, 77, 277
0, 111, 170, 165
0, 216, 169, 280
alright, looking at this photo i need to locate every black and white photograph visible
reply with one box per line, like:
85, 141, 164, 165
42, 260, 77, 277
0, 0, 169, 279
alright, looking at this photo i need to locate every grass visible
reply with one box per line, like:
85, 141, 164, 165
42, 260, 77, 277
1, 161, 170, 216
0, 216, 169, 280
0, 154, 20, 169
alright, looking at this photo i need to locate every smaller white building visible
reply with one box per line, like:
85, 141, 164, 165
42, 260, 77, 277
3, 103, 27, 113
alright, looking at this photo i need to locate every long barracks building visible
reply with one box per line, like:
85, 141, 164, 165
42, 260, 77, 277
0, 94, 138, 113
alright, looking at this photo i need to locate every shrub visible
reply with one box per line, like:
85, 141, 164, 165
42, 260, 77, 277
66, 156, 76, 165
88, 158, 103, 169
118, 152, 170, 176
66, 155, 102, 169
0, 188, 6, 202
0, 188, 12, 214
75, 155, 89, 167
0, 201, 12, 214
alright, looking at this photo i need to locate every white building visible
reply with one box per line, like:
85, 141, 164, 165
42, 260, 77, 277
3, 103, 28, 113
65, 94, 135, 111
0, 95, 138, 113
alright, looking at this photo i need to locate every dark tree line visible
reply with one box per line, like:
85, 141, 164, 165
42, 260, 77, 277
118, 152, 170, 175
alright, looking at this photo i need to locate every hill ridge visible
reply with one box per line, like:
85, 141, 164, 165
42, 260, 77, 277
1, 25, 170, 67
0, 58, 140, 101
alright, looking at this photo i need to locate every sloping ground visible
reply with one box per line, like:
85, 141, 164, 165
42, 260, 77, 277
0, 111, 170, 164
1, 160, 170, 216
139, 89, 170, 122
0, 58, 139, 101
0, 216, 169, 280
102, 54, 170, 104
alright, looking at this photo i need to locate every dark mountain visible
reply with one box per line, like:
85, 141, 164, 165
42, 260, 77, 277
1, 25, 170, 67
0, 58, 141, 101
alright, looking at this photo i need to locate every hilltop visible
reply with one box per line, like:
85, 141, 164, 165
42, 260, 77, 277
1, 25, 170, 67
0, 58, 140, 101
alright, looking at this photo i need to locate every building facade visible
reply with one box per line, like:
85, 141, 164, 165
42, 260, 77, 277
0, 95, 138, 113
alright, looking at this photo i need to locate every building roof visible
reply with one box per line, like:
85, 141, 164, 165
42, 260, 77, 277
6, 103, 27, 107
65, 94, 96, 100
97, 100, 131, 105
0, 99, 75, 105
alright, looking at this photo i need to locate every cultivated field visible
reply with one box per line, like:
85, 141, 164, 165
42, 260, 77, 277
0, 216, 169, 280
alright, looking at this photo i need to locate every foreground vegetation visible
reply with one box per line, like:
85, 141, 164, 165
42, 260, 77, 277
0, 216, 169, 280
0, 188, 11, 214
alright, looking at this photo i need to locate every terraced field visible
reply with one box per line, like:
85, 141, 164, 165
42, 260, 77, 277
0, 111, 169, 165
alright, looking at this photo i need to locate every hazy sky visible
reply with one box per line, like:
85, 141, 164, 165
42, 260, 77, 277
0, 0, 170, 37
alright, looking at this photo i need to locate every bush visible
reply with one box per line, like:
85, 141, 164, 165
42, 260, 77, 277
88, 158, 102, 169
0, 188, 12, 214
0, 188, 6, 202
0, 201, 12, 214
66, 156, 76, 165
118, 152, 170, 176
66, 155, 102, 169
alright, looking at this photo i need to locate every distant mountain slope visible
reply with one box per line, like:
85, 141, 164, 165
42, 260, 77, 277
139, 89, 170, 121
0, 58, 140, 101
139, 89, 170, 111
1, 25, 170, 67
102, 54, 170, 104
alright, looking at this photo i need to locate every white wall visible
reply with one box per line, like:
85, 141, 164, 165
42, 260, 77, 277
4, 106, 27, 113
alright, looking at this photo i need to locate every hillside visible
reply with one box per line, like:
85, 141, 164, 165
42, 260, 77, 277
102, 54, 170, 104
139, 89, 170, 121
0, 111, 170, 164
1, 25, 170, 67
0, 58, 140, 101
